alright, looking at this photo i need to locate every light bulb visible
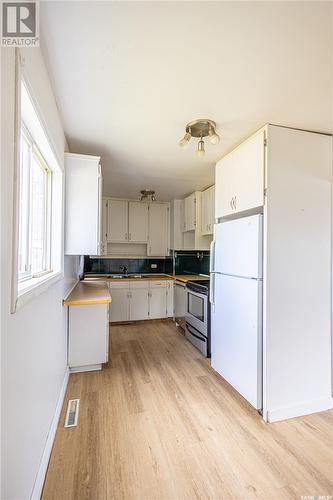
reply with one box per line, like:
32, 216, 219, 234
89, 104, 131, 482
197, 138, 205, 157
209, 127, 220, 145
178, 131, 191, 148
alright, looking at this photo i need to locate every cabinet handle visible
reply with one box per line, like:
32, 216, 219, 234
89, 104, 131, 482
129, 233, 131, 241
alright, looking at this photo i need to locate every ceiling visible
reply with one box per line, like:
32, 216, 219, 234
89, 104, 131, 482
40, 1, 332, 201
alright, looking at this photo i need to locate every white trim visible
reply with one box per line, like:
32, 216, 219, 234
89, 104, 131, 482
69, 364, 102, 373
30, 367, 69, 500
10, 48, 22, 313
21, 53, 65, 172
64, 152, 100, 163
15, 271, 64, 311
267, 397, 333, 423
63, 279, 79, 304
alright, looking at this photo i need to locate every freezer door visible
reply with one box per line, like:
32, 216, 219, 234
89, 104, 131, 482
211, 274, 262, 409
213, 214, 263, 278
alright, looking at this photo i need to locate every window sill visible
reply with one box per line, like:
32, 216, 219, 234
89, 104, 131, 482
15, 270, 64, 312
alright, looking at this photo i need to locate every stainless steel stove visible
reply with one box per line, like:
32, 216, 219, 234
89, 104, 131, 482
185, 280, 211, 357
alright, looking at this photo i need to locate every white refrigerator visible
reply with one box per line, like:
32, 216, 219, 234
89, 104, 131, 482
210, 214, 263, 410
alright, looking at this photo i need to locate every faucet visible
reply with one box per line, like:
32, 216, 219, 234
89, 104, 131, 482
120, 265, 128, 276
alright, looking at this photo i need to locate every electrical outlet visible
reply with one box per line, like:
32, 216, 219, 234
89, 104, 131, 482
151, 263, 157, 269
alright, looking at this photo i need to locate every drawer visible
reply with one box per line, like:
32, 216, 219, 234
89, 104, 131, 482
108, 281, 129, 289
129, 280, 150, 289
150, 280, 168, 288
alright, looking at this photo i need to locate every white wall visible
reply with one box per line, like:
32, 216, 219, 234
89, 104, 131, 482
1, 48, 78, 499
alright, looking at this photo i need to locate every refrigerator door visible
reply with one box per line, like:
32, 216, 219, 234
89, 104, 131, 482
211, 273, 262, 409
213, 214, 263, 279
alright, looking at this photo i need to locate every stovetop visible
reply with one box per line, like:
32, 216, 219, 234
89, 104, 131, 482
186, 279, 210, 294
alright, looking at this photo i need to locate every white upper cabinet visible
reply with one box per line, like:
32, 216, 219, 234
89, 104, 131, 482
128, 201, 148, 243
148, 203, 169, 256
65, 153, 102, 255
201, 185, 215, 235
102, 199, 108, 255
103, 198, 170, 256
183, 192, 196, 231
215, 130, 265, 219
107, 199, 128, 242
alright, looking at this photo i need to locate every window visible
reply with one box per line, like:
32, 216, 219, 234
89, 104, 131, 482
18, 125, 52, 282
12, 77, 64, 308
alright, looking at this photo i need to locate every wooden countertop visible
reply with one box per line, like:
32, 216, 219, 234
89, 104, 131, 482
173, 275, 209, 283
64, 281, 112, 306
84, 274, 209, 283
84, 274, 174, 282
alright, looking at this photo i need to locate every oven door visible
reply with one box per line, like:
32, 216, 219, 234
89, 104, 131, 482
185, 322, 208, 357
185, 287, 208, 335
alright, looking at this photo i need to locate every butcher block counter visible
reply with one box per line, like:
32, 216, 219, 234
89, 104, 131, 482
84, 274, 208, 283
173, 275, 209, 283
64, 281, 112, 306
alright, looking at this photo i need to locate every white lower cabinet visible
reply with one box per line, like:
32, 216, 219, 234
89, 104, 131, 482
109, 279, 173, 322
129, 282, 149, 320
166, 281, 173, 317
68, 303, 109, 372
149, 285, 167, 319
109, 283, 130, 322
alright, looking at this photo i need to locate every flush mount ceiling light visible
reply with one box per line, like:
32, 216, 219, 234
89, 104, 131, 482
178, 119, 220, 157
140, 189, 156, 201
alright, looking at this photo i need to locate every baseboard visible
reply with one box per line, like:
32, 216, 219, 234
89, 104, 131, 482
69, 363, 102, 373
267, 397, 333, 423
30, 367, 69, 500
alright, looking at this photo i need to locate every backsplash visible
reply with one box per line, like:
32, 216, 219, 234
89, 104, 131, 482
84, 250, 210, 276
173, 250, 210, 275
84, 256, 173, 275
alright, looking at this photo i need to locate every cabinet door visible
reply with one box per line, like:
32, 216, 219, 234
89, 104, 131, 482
209, 186, 215, 233
180, 199, 186, 232
65, 153, 102, 255
215, 155, 234, 219
166, 281, 174, 317
149, 287, 167, 319
148, 203, 169, 256
130, 288, 149, 321
215, 131, 265, 218
109, 288, 130, 322
101, 199, 108, 255
184, 193, 196, 231
129, 201, 148, 243
174, 282, 186, 318
201, 188, 210, 235
232, 131, 265, 214
107, 200, 128, 242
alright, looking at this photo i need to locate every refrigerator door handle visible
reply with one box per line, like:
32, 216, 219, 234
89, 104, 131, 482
210, 273, 215, 305
210, 239, 216, 273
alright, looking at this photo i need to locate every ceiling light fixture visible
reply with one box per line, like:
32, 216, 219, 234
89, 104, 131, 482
140, 189, 156, 202
178, 119, 220, 157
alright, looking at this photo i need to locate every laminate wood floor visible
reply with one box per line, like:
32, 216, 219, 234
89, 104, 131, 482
42, 320, 333, 500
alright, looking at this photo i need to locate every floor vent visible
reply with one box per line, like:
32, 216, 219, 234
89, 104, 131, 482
64, 399, 80, 428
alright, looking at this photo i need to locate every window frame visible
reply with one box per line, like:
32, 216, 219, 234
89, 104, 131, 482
18, 121, 53, 283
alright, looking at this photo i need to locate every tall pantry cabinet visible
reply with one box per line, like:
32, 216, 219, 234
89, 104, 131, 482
215, 124, 332, 422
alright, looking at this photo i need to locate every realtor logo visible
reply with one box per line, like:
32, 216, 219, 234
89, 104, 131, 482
1, 1, 39, 46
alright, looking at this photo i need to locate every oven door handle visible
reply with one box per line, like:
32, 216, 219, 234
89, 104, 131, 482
186, 322, 207, 341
